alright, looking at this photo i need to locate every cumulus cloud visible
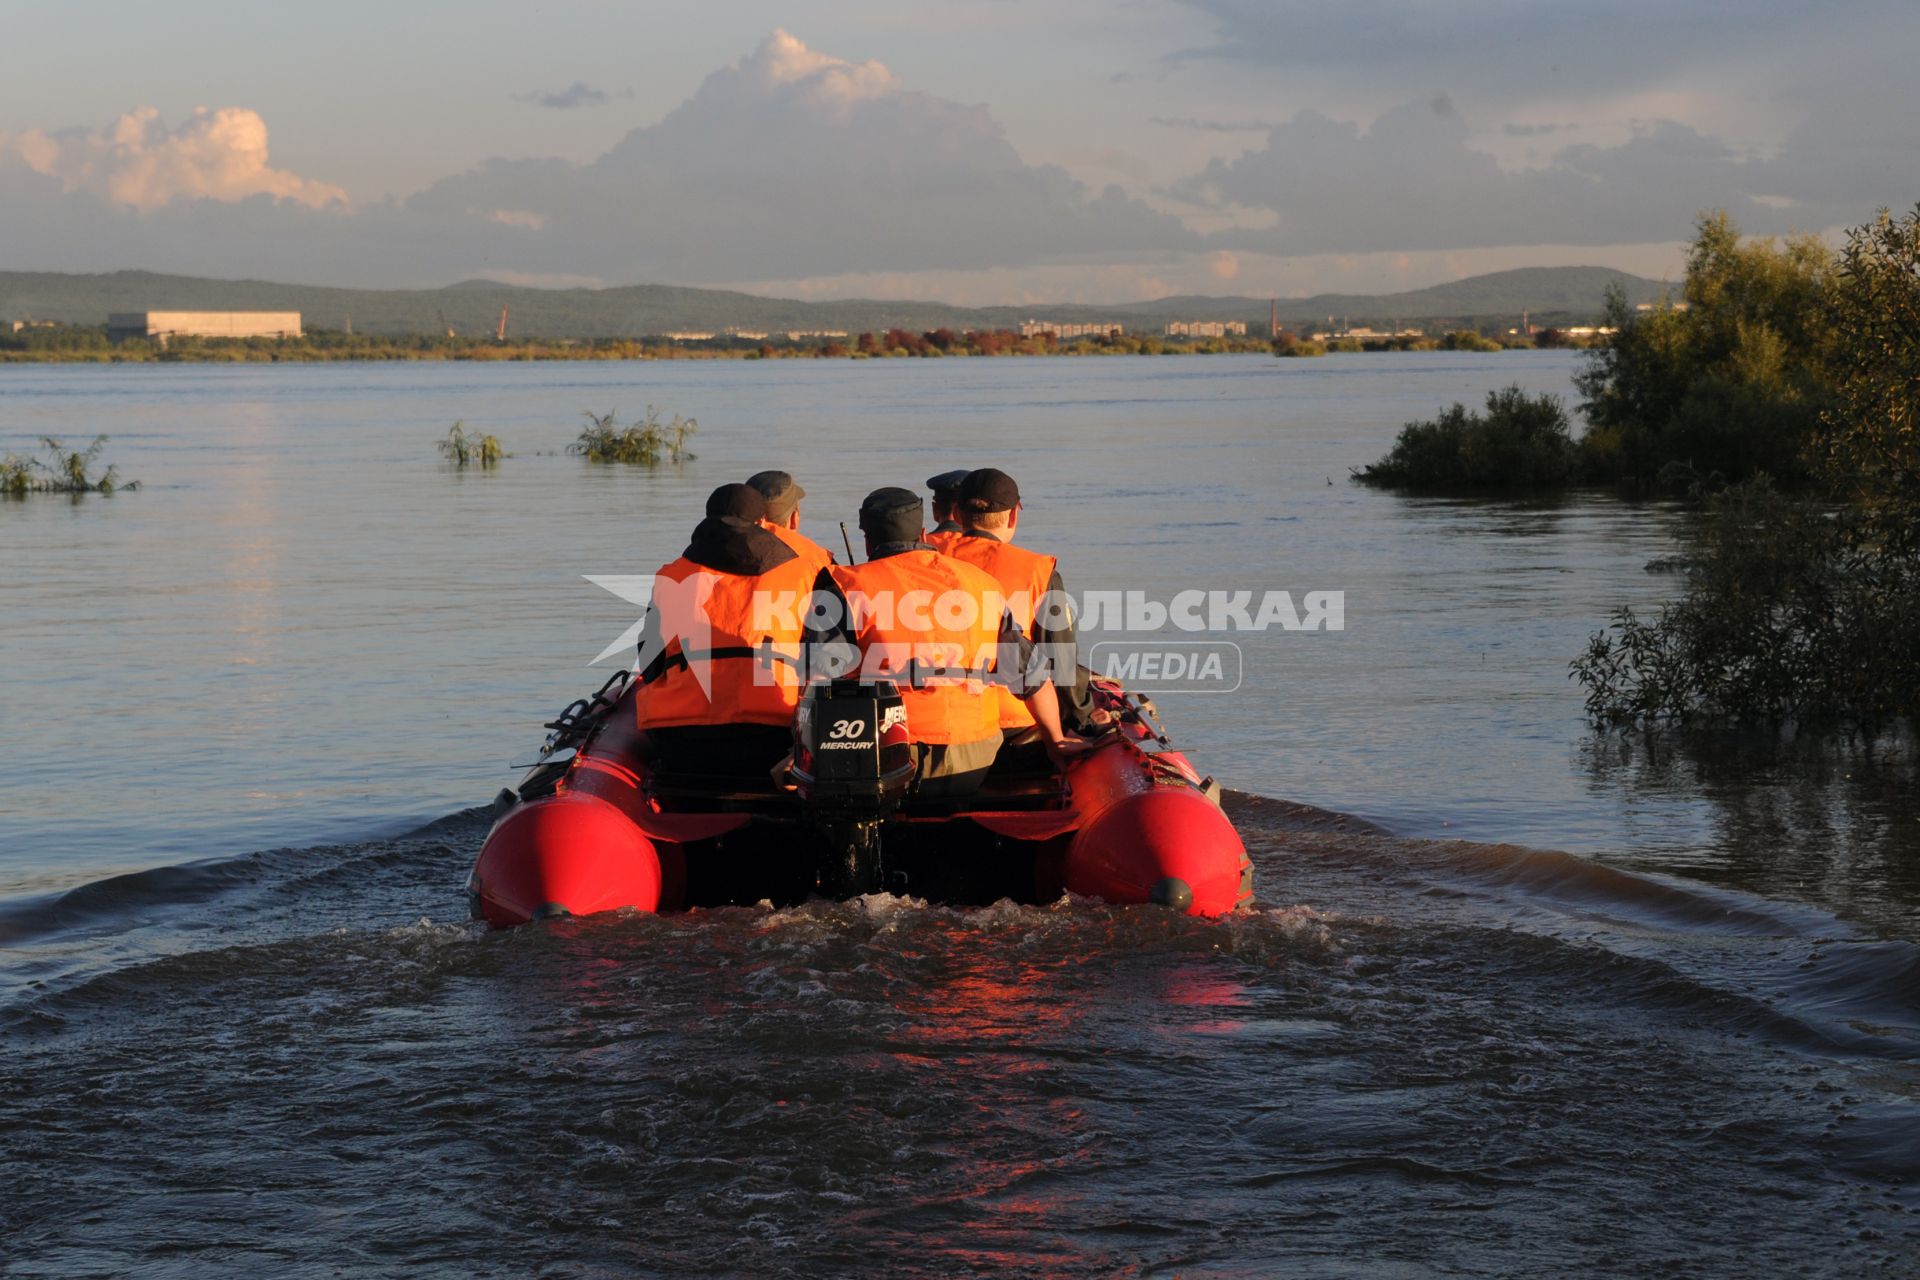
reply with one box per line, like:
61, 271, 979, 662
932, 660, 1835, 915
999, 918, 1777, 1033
0, 32, 1185, 288
1, 26, 1908, 296
400, 29, 1191, 281
517, 82, 610, 110
0, 106, 346, 210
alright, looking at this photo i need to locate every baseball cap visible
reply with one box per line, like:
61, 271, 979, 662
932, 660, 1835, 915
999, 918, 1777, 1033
957, 467, 1020, 513
705, 482, 769, 521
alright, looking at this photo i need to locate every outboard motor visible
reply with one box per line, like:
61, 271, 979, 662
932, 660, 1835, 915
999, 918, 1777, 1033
791, 679, 915, 896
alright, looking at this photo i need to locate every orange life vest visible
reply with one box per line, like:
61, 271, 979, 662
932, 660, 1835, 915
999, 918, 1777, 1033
827, 549, 1006, 745
630, 553, 818, 730
761, 520, 835, 574
926, 534, 1058, 728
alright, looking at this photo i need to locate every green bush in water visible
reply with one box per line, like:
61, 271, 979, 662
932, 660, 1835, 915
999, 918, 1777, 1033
437, 421, 505, 468
1354, 385, 1576, 490
0, 435, 136, 496
1572, 478, 1920, 725
570, 407, 697, 466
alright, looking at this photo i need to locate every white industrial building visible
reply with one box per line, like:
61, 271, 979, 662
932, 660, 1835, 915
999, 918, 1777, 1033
107, 311, 303, 345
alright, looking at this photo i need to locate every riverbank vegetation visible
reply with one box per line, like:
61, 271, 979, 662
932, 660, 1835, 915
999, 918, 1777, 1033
1573, 206, 1920, 725
0, 325, 1284, 363
1360, 211, 1836, 494
1, 322, 1588, 365
1272, 327, 1540, 357
570, 408, 697, 466
1, 434, 136, 496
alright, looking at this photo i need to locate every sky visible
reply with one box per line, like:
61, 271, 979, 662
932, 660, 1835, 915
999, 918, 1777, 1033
0, 0, 1912, 304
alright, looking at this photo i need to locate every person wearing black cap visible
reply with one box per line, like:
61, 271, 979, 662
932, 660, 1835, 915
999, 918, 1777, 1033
746, 469, 835, 573
926, 469, 971, 534
929, 468, 1097, 733
629, 483, 820, 779
803, 487, 1084, 797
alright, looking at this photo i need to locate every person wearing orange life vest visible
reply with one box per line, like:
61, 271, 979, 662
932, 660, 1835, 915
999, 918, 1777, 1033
631, 483, 817, 779
926, 468, 1097, 733
803, 487, 1086, 798
746, 469, 836, 574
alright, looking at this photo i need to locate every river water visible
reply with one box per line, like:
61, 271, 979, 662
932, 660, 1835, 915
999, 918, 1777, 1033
2, 354, 1916, 1275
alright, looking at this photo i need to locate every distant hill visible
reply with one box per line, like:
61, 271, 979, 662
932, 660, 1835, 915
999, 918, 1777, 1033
0, 266, 1669, 339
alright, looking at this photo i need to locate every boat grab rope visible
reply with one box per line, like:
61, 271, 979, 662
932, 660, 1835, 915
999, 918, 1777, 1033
536, 669, 632, 762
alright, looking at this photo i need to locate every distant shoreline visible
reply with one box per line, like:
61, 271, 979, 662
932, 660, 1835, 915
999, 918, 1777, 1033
0, 333, 1585, 365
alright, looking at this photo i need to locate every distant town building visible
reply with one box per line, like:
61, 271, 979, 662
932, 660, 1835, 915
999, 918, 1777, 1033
1308, 326, 1425, 342
784, 330, 849, 341
662, 331, 717, 342
1165, 320, 1248, 338
1018, 319, 1124, 339
725, 329, 770, 341
8, 319, 58, 333
1635, 302, 1690, 312
107, 311, 302, 345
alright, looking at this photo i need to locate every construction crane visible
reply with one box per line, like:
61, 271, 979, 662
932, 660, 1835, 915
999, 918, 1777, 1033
496, 306, 509, 342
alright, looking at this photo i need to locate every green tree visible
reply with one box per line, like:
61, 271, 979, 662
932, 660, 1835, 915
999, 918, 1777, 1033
1572, 207, 1920, 726
1820, 204, 1920, 551
1576, 210, 1834, 487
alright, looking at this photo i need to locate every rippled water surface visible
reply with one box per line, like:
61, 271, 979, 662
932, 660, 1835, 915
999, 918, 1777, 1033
3, 355, 1917, 1275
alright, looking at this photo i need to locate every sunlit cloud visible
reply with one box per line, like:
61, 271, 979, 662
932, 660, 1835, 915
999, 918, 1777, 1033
0, 106, 347, 210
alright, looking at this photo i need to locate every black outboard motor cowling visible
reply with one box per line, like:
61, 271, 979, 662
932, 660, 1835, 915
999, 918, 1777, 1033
791, 679, 915, 808
791, 680, 915, 897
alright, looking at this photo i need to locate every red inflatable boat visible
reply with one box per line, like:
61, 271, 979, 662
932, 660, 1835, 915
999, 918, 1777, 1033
468, 673, 1251, 927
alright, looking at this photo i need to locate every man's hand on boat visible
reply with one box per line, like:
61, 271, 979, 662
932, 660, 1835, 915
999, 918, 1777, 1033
1046, 734, 1096, 769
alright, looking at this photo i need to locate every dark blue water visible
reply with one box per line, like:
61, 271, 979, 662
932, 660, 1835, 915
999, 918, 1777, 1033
3, 355, 1916, 1275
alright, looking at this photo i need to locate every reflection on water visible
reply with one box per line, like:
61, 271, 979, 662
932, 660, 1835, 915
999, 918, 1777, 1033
1582, 728, 1920, 939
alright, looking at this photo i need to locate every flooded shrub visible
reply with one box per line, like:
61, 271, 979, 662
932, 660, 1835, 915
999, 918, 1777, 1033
0, 435, 136, 496
1355, 385, 1576, 490
1576, 207, 1920, 727
570, 407, 697, 466
436, 421, 505, 468
1572, 479, 1920, 725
